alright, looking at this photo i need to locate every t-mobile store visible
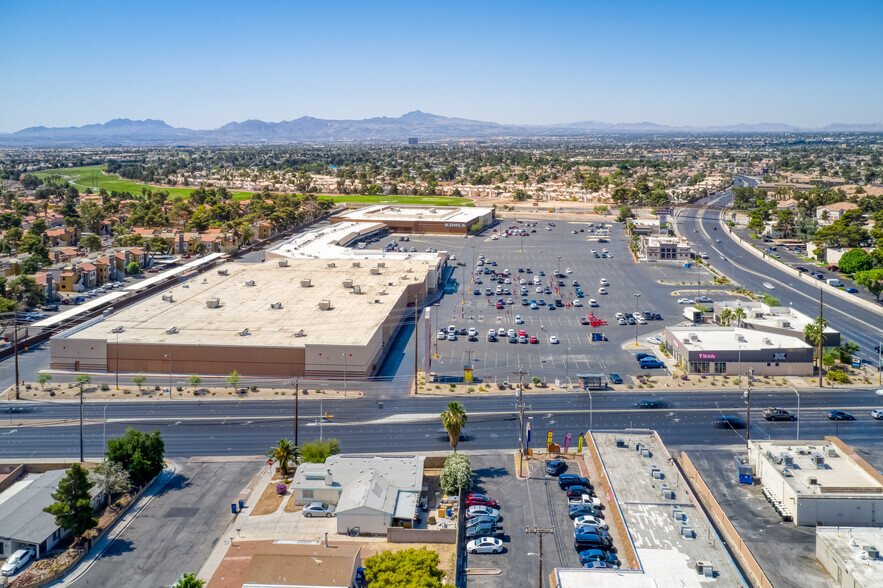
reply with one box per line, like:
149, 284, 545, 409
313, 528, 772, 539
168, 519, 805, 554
664, 327, 814, 376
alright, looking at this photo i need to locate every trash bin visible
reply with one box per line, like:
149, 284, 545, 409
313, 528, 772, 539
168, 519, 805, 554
231, 503, 238, 514
238, 499, 245, 510
446, 507, 452, 518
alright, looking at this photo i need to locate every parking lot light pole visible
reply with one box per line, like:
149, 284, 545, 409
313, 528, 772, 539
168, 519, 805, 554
633, 293, 641, 347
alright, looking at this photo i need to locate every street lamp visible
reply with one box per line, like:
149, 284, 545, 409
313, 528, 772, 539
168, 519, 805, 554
163, 353, 172, 399
729, 256, 741, 286
633, 293, 641, 347
793, 388, 801, 441
342, 352, 347, 397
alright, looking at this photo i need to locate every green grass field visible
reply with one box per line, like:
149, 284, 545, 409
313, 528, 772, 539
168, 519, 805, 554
34, 165, 473, 206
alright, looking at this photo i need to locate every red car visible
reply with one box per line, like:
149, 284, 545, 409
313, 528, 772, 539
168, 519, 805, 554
529, 335, 539, 344
466, 494, 499, 508
496, 302, 504, 309
825, 265, 840, 272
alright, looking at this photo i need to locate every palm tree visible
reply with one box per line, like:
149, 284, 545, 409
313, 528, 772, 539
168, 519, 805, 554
267, 439, 299, 477
804, 316, 828, 379
731, 307, 747, 327
441, 402, 468, 452
173, 573, 205, 588
719, 308, 733, 326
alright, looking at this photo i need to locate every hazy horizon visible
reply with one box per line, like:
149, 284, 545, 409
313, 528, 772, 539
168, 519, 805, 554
2, 0, 882, 133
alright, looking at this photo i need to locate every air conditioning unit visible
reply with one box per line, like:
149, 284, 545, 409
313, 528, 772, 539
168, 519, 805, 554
342, 279, 353, 288
327, 262, 336, 268
206, 298, 221, 308
270, 302, 283, 309
377, 262, 385, 268
318, 300, 331, 310
824, 444, 838, 457
370, 268, 380, 275
300, 279, 312, 287
277, 260, 289, 267
864, 545, 879, 560
111, 325, 124, 333
244, 280, 256, 287
162, 294, 174, 302
352, 262, 361, 267
352, 285, 362, 294
166, 327, 178, 334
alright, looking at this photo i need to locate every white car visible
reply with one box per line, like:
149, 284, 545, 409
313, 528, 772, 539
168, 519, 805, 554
515, 315, 524, 324
598, 288, 607, 295
677, 298, 694, 304
590, 250, 597, 254
466, 505, 501, 520
498, 328, 506, 336
872, 409, 883, 420
568, 494, 602, 507
636, 316, 647, 325
437, 331, 446, 340
2, 550, 34, 577
599, 279, 609, 286
550, 335, 559, 344
468, 328, 477, 337
589, 299, 598, 307
491, 235, 499, 240
573, 515, 608, 530
566, 268, 573, 274
646, 336, 663, 345
535, 286, 543, 293
573, 299, 582, 307
303, 502, 336, 517
467, 537, 504, 554
507, 329, 516, 338
615, 312, 623, 319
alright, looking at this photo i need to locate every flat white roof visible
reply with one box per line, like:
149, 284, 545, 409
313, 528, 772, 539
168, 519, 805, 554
124, 253, 223, 291
816, 527, 883, 586
31, 291, 128, 329
667, 326, 811, 352
268, 222, 440, 262
335, 204, 493, 224
717, 301, 837, 335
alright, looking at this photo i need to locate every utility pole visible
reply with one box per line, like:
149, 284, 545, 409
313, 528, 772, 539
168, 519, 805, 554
291, 378, 299, 445
746, 367, 753, 446
13, 311, 20, 400
513, 366, 529, 473
525, 527, 554, 588
79, 382, 84, 462
818, 288, 823, 388
414, 296, 419, 393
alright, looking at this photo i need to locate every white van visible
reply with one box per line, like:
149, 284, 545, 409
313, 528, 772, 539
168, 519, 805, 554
826, 278, 843, 287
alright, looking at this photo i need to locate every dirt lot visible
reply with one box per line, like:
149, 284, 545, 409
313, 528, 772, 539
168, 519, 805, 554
252, 482, 287, 516
3, 382, 356, 401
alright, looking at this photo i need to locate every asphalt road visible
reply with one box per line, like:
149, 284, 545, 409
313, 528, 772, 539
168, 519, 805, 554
676, 175, 883, 362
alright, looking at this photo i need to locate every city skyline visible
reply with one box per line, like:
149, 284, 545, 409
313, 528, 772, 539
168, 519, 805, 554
1, 0, 882, 133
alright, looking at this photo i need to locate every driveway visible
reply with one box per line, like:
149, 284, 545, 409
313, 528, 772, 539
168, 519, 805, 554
70, 458, 261, 588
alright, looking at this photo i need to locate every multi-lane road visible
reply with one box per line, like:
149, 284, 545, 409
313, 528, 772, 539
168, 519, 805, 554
675, 175, 883, 361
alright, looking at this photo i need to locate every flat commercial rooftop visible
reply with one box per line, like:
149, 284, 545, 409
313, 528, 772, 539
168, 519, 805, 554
667, 326, 811, 352
716, 301, 838, 336
751, 440, 883, 495
592, 432, 745, 588
124, 253, 223, 291
268, 221, 439, 261
816, 527, 883, 587
32, 291, 127, 329
335, 204, 493, 224
66, 257, 438, 348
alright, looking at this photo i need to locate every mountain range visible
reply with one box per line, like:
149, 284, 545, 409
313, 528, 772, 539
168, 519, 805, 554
2, 111, 883, 146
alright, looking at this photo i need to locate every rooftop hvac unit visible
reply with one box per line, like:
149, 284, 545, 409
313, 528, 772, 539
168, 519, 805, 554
864, 545, 879, 560
217, 269, 228, 276
809, 477, 819, 485
811, 452, 825, 467
377, 262, 385, 268
352, 261, 361, 267
695, 562, 713, 576
689, 333, 698, 341
615, 438, 626, 448
111, 325, 124, 333
824, 444, 838, 457
166, 327, 178, 334
763, 338, 773, 345
270, 302, 283, 309
342, 279, 353, 288
352, 285, 362, 294
327, 262, 336, 268
300, 279, 312, 287
162, 294, 174, 302
244, 280, 256, 287
277, 260, 289, 267
781, 452, 794, 466
239, 328, 250, 336
370, 268, 380, 275
681, 525, 695, 539
318, 300, 331, 310
206, 298, 221, 308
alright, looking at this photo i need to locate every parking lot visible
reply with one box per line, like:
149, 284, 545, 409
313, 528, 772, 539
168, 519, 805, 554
406, 218, 718, 385
465, 452, 624, 584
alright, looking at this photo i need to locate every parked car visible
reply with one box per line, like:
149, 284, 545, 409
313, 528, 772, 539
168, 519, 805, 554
465, 524, 505, 539
609, 373, 623, 385
827, 410, 855, 421
713, 415, 746, 429
677, 298, 694, 304
1, 549, 34, 577
546, 460, 567, 476
569, 504, 603, 519
762, 407, 796, 421
578, 548, 620, 567
466, 515, 499, 529
639, 358, 665, 369
574, 530, 613, 551
569, 494, 602, 508
303, 502, 336, 517
573, 515, 607, 530
466, 494, 499, 508
466, 505, 501, 520
634, 353, 654, 361
466, 537, 504, 554
565, 486, 595, 499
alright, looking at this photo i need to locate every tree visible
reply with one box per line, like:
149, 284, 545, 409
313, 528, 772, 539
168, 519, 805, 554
81, 233, 103, 252
43, 464, 97, 537
363, 548, 455, 588
38, 372, 51, 390
855, 269, 883, 300
227, 369, 240, 390
593, 205, 609, 216
172, 574, 206, 588
89, 460, 131, 505
106, 428, 165, 487
838, 248, 873, 274
126, 261, 141, 274
731, 307, 747, 327
440, 402, 467, 451
299, 438, 340, 463
439, 451, 473, 495
8, 274, 46, 307
19, 233, 43, 253
75, 374, 91, 397
616, 205, 635, 223
188, 374, 201, 389
133, 374, 146, 391
804, 316, 828, 379
511, 189, 528, 201
266, 439, 299, 477
719, 308, 733, 326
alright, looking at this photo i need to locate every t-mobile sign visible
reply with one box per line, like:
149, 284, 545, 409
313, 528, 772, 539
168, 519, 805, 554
697, 352, 717, 360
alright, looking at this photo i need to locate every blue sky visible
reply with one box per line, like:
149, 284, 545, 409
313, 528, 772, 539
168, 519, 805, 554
1, 0, 881, 132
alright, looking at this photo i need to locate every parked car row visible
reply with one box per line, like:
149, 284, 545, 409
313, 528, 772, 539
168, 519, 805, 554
465, 493, 505, 554
634, 352, 664, 369
545, 461, 619, 569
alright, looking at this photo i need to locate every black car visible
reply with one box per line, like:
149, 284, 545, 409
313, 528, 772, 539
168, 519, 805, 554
554, 299, 564, 307
569, 504, 603, 519
578, 548, 620, 567
465, 523, 505, 539
574, 531, 613, 551
652, 313, 662, 321
713, 415, 746, 429
609, 373, 623, 385
546, 460, 567, 476
565, 485, 595, 499
558, 474, 591, 490
827, 410, 855, 421
634, 352, 653, 361
634, 399, 667, 409
575, 525, 611, 540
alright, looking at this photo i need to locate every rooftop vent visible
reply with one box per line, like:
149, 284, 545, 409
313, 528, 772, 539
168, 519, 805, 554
277, 259, 289, 267
352, 285, 362, 294
162, 294, 174, 303
343, 279, 353, 288
318, 300, 332, 310
270, 302, 283, 309
166, 326, 178, 334
217, 269, 228, 276
352, 262, 361, 268
206, 298, 221, 308
864, 546, 879, 560
111, 325, 124, 333
824, 444, 838, 457
377, 262, 386, 268
370, 268, 380, 275
239, 328, 250, 336
300, 278, 312, 287
294, 329, 306, 337
244, 280, 256, 287
327, 262, 336, 268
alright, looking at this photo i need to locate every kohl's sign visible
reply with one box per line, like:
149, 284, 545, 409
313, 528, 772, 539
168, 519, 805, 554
697, 352, 717, 360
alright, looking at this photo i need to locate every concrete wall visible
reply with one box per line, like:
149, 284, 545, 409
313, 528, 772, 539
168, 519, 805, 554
336, 508, 390, 535
796, 497, 883, 527
816, 530, 865, 588
387, 527, 457, 544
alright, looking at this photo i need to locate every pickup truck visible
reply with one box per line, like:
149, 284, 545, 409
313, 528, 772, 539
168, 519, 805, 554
762, 407, 796, 421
